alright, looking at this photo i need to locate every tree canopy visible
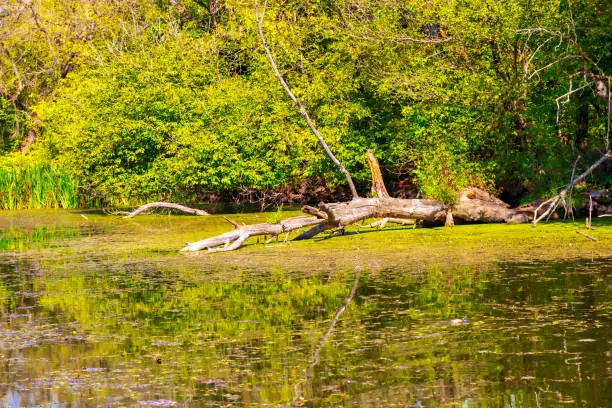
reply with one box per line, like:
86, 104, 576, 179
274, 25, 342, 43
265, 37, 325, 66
0, 0, 610, 207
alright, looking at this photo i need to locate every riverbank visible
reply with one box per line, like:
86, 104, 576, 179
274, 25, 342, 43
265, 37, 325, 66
2, 209, 611, 273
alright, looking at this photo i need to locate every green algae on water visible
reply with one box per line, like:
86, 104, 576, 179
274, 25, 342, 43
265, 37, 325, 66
0, 210, 610, 407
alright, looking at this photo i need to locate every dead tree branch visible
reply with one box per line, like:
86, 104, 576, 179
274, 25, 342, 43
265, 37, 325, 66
533, 151, 612, 225
366, 149, 389, 198
124, 202, 209, 218
576, 231, 597, 241
181, 215, 325, 252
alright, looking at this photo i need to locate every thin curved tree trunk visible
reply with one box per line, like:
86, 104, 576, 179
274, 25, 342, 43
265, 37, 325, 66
254, 0, 359, 200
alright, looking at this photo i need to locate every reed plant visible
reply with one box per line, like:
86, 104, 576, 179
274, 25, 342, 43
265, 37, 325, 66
0, 163, 79, 209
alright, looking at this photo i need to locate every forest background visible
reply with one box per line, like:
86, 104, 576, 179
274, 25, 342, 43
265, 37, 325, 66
0, 0, 610, 210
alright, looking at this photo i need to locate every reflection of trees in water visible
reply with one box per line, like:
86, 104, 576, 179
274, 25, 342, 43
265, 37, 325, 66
0, 259, 56, 405
0, 254, 609, 406
3, 388, 72, 408
0, 259, 40, 314
292, 266, 361, 404
0, 258, 362, 406
284, 259, 611, 407
0, 225, 84, 251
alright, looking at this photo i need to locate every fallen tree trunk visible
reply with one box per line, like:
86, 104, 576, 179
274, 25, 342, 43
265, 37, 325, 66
178, 141, 543, 252
181, 215, 324, 252
180, 186, 534, 252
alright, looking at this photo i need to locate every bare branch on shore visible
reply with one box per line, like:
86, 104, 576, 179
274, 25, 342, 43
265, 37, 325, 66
124, 202, 208, 218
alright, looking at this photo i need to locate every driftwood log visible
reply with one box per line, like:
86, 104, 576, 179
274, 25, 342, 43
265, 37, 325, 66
180, 190, 532, 252
180, 152, 534, 252
181, 215, 325, 252
125, 202, 208, 218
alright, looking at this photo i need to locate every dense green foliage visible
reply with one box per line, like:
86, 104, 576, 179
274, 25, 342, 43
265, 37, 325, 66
0, 0, 610, 206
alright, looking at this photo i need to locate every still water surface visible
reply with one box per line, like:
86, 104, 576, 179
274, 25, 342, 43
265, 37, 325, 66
0, 211, 610, 407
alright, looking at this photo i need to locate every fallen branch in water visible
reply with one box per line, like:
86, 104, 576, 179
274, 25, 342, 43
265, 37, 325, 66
179, 141, 541, 253
181, 215, 325, 252
180, 186, 535, 252
533, 151, 612, 226
124, 202, 208, 218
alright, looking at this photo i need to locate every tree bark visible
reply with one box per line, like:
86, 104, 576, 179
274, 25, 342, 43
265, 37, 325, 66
180, 186, 534, 252
366, 149, 389, 198
181, 215, 325, 252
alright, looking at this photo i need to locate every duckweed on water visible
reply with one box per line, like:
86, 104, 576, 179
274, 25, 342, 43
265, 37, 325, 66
0, 210, 610, 406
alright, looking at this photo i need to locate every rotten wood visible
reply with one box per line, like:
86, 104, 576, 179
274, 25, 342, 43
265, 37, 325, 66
125, 202, 209, 218
366, 149, 389, 198
454, 187, 526, 223
181, 186, 537, 252
318, 197, 446, 226
179, 145, 543, 252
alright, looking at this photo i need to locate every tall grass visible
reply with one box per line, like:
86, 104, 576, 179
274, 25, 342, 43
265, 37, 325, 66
0, 164, 79, 209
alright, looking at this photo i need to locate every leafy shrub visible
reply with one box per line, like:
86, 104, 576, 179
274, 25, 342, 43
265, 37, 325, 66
411, 140, 495, 205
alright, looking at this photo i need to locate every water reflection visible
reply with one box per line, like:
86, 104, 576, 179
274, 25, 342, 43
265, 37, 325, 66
292, 266, 361, 405
0, 225, 610, 406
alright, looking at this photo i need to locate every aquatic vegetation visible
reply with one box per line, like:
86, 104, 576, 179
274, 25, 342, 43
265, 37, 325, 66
0, 211, 610, 406
0, 164, 79, 210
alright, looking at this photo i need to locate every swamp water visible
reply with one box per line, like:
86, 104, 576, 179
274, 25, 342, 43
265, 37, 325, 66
0, 210, 610, 407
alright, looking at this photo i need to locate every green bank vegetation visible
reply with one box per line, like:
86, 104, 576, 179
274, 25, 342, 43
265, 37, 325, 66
0, 0, 610, 208
0, 162, 78, 209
